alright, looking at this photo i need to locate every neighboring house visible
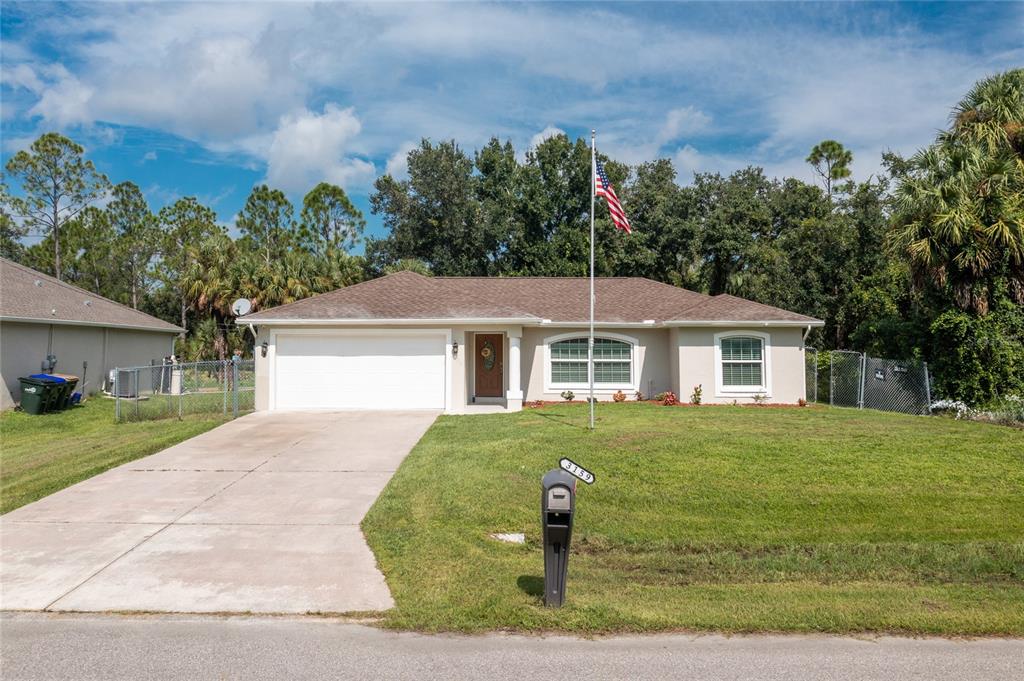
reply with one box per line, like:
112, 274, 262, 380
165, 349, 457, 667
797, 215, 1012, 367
237, 271, 823, 413
0, 258, 182, 410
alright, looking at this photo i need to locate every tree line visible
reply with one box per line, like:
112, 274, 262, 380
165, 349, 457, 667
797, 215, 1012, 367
2, 69, 1021, 405
1, 149, 365, 361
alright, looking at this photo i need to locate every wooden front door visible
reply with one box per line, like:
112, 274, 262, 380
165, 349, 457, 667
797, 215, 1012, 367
474, 334, 504, 398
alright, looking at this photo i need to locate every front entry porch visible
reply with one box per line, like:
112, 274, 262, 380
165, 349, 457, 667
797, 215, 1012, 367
466, 328, 523, 412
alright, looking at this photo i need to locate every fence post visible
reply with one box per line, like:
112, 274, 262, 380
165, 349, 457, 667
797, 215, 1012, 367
232, 359, 240, 418
923, 362, 932, 414
134, 368, 140, 421
829, 351, 835, 406
858, 353, 866, 409
114, 370, 120, 422
223, 360, 228, 416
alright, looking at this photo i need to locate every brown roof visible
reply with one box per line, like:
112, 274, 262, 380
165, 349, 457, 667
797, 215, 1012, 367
240, 271, 820, 325
0, 258, 182, 333
670, 294, 816, 323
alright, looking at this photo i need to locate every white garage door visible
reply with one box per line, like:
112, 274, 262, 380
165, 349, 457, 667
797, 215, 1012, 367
274, 333, 446, 410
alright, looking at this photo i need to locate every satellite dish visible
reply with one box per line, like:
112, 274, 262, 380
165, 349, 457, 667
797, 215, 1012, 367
231, 298, 252, 316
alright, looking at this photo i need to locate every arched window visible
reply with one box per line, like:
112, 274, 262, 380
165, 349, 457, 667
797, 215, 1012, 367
546, 335, 635, 390
715, 332, 771, 395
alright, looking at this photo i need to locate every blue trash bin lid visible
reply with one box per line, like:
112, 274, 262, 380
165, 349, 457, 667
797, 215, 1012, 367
29, 373, 66, 383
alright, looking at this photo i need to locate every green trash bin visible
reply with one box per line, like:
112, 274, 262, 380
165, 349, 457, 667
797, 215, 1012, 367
18, 377, 53, 415
29, 374, 67, 412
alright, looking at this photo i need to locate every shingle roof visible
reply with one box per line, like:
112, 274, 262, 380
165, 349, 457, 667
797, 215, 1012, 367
669, 294, 818, 323
240, 271, 820, 325
0, 258, 182, 333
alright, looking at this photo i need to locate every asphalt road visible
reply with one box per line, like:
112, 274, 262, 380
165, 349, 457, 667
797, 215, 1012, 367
2, 613, 1021, 681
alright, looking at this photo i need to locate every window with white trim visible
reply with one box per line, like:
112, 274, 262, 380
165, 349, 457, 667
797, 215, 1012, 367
548, 337, 633, 387
716, 334, 768, 393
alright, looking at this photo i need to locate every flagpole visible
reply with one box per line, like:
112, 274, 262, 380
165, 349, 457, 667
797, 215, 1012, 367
589, 129, 596, 431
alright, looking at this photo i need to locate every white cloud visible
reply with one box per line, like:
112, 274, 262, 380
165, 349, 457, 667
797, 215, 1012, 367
2, 1, 1020, 192
672, 144, 705, 179
3, 63, 44, 92
9, 63, 95, 127
142, 151, 157, 162
1, 135, 36, 154
528, 125, 566, 150
384, 141, 418, 180
264, 104, 375, 193
658, 107, 712, 143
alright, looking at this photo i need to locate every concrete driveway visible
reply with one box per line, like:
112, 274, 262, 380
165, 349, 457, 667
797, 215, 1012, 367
0, 411, 438, 614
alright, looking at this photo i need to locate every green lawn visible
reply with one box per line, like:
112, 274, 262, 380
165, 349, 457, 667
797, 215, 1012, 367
0, 398, 229, 514
363, 403, 1024, 635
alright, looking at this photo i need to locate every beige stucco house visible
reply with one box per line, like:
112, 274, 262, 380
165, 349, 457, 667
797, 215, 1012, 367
237, 272, 822, 413
0, 258, 182, 410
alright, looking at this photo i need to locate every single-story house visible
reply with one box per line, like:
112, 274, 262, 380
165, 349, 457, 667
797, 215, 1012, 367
0, 257, 182, 410
236, 271, 823, 413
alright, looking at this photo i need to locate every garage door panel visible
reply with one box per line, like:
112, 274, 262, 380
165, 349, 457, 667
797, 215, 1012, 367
275, 334, 446, 410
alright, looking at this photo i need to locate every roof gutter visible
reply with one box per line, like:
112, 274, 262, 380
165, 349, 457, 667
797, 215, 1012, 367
0, 315, 183, 334
663, 319, 825, 328
236, 317, 825, 329
234, 317, 541, 327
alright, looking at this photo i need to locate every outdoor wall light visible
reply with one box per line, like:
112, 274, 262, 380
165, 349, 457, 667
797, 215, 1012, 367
261, 341, 268, 358
452, 340, 459, 359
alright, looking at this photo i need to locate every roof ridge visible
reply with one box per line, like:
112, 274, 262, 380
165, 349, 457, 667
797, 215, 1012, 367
1, 257, 178, 327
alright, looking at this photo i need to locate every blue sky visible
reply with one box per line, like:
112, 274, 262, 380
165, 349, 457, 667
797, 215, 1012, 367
2, 1, 1021, 248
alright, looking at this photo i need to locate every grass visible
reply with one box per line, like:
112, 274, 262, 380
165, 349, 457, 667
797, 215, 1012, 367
0, 398, 229, 514
362, 402, 1024, 635
118, 390, 254, 422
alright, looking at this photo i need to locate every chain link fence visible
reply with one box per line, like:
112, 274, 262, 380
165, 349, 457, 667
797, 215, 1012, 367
113, 359, 255, 422
805, 348, 932, 415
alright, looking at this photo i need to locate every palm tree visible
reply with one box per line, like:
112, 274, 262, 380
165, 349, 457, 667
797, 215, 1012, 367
235, 249, 339, 312
890, 69, 1024, 314
181, 234, 237, 360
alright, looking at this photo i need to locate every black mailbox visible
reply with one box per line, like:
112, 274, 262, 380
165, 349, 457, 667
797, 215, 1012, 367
541, 468, 576, 607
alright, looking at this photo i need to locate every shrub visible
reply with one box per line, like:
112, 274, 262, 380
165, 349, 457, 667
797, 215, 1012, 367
560, 390, 575, 401
933, 395, 1024, 426
798, 398, 808, 407
930, 399, 974, 419
634, 390, 644, 401
612, 390, 626, 403
661, 391, 677, 406
987, 395, 1024, 426
752, 393, 768, 404
928, 305, 1024, 406
690, 384, 702, 405
654, 391, 668, 402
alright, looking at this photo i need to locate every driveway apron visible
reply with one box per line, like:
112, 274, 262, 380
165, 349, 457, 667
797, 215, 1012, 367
0, 411, 438, 614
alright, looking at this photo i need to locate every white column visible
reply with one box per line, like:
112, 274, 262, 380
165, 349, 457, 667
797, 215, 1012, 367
506, 328, 523, 411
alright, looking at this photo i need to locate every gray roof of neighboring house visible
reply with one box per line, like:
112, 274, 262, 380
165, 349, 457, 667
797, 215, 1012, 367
0, 258, 183, 333
239, 271, 822, 325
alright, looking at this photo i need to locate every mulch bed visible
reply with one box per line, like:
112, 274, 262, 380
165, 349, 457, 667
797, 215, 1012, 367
525, 400, 809, 409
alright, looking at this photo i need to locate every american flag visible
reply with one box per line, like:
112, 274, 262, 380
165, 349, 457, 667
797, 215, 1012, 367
595, 158, 632, 233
